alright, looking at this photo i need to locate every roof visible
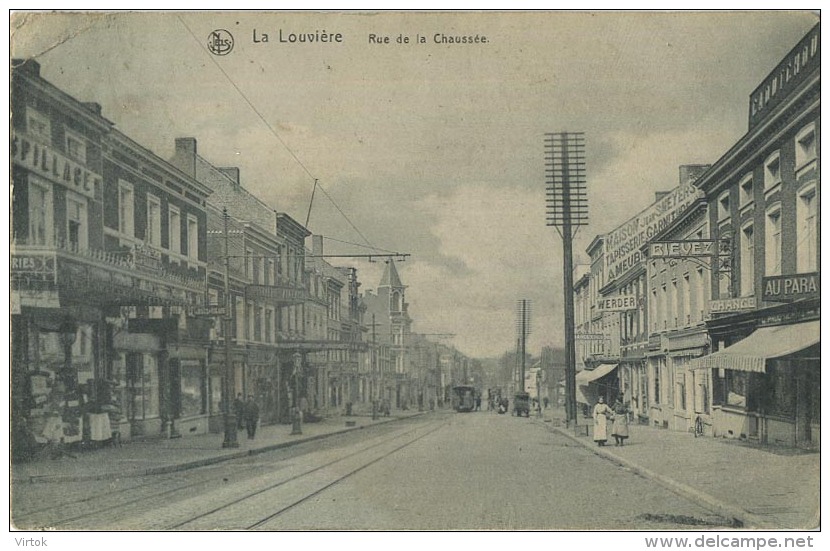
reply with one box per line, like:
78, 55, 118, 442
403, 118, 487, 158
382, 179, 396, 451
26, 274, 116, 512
379, 259, 403, 288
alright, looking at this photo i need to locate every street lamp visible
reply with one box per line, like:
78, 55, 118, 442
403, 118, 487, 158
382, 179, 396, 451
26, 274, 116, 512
57, 316, 78, 396
536, 370, 543, 418
291, 351, 303, 435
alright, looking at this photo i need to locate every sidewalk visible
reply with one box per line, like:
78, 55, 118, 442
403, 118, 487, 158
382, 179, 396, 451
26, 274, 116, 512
537, 407, 820, 530
12, 410, 425, 485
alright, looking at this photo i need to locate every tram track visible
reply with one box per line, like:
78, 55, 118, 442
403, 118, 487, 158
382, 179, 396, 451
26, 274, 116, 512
28, 418, 445, 530
13, 416, 441, 530
171, 419, 446, 530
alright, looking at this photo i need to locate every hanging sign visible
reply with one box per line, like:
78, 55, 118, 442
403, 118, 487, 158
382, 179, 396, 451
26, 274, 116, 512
649, 240, 715, 258
596, 295, 638, 312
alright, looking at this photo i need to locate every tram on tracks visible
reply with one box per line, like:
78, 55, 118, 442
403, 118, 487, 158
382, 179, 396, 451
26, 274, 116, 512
451, 385, 477, 412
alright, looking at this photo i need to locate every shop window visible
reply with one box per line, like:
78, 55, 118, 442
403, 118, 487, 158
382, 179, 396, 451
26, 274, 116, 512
179, 361, 205, 418
28, 177, 52, 246
766, 362, 795, 418
796, 184, 818, 273
725, 370, 747, 409
127, 353, 160, 420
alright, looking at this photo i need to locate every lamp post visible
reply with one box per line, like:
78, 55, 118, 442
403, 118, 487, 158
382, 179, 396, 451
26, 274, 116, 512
536, 370, 543, 418
291, 351, 303, 435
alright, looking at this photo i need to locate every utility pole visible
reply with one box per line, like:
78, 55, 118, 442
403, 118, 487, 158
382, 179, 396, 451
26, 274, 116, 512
222, 208, 239, 448
545, 132, 588, 426
516, 299, 531, 394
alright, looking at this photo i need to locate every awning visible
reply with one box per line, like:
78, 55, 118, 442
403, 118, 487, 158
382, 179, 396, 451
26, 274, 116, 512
690, 321, 820, 373
575, 363, 618, 385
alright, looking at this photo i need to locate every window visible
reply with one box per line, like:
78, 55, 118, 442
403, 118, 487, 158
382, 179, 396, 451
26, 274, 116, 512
127, 353, 160, 420
661, 284, 668, 330
247, 301, 254, 340
739, 174, 754, 208
717, 191, 730, 221
696, 267, 706, 321
234, 296, 245, 340
118, 180, 135, 237
265, 309, 272, 343
254, 306, 263, 342
671, 280, 678, 328
26, 108, 51, 143
66, 192, 88, 251
795, 123, 817, 170
682, 274, 691, 325
146, 195, 161, 247
28, 177, 52, 245
65, 130, 87, 163
740, 222, 754, 297
246, 249, 255, 280
765, 205, 782, 276
764, 151, 781, 192
187, 215, 198, 260
168, 205, 181, 254
651, 288, 658, 332
796, 185, 818, 273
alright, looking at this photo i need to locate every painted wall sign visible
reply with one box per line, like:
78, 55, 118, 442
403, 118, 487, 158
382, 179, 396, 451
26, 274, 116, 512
709, 296, 757, 313
12, 133, 100, 199
603, 181, 703, 284
596, 295, 638, 312
649, 240, 715, 258
762, 272, 820, 302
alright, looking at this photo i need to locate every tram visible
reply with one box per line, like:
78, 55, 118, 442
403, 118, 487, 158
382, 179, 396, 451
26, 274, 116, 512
451, 385, 477, 412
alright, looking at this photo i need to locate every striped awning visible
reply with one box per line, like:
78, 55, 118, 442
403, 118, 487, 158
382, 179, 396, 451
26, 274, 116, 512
690, 321, 820, 373
575, 363, 619, 385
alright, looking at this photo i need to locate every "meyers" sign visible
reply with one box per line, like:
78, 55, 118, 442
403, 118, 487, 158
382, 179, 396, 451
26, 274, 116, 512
762, 273, 820, 302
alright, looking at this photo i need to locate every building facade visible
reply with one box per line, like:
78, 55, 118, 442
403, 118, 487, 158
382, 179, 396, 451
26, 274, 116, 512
691, 24, 820, 449
11, 60, 213, 460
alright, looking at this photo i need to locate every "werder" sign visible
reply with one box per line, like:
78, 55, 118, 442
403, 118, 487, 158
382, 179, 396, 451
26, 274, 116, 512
762, 273, 820, 302
596, 295, 637, 312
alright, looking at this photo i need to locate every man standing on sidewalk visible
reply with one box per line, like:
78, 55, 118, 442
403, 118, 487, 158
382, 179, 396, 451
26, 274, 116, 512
244, 395, 260, 440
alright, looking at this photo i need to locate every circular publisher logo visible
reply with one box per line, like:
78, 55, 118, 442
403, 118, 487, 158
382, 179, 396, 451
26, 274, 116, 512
207, 29, 234, 56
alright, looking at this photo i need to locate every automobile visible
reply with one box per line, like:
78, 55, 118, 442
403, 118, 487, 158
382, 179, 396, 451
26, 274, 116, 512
513, 392, 530, 417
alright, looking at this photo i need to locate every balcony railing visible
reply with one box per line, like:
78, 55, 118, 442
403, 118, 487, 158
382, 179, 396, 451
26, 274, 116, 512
12, 238, 206, 293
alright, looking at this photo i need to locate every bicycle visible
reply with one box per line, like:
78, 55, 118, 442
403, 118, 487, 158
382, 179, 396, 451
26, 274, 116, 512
693, 414, 704, 437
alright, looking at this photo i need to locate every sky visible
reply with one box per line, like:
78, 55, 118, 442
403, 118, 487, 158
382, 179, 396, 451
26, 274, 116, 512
10, 10, 819, 358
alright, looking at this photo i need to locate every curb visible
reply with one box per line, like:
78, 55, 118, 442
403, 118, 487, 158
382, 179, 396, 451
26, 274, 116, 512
24, 413, 426, 484
537, 419, 776, 530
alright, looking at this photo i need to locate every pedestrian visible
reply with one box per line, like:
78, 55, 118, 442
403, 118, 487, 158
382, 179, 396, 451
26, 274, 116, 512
543, 396, 549, 409
593, 395, 612, 446
611, 396, 630, 446
475, 395, 481, 411
233, 393, 245, 430
244, 394, 259, 439
299, 395, 309, 422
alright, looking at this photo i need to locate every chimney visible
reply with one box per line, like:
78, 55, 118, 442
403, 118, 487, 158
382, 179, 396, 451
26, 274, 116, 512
312, 235, 324, 256
173, 138, 197, 177
218, 167, 240, 187
679, 164, 711, 187
82, 102, 102, 116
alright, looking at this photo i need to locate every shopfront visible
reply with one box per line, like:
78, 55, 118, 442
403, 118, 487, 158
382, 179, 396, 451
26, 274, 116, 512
693, 301, 820, 449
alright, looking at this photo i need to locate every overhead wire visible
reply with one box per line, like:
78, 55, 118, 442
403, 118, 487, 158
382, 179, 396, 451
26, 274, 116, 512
176, 15, 380, 253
